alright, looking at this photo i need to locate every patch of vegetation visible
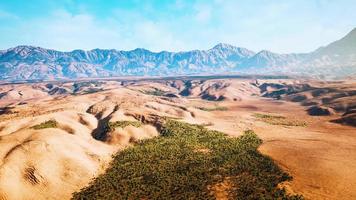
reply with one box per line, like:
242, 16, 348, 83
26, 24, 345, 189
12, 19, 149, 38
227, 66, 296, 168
106, 120, 143, 132
254, 113, 286, 120
31, 120, 58, 130
196, 105, 228, 111
72, 120, 303, 200
83, 88, 104, 94
253, 113, 307, 127
72, 81, 104, 93
143, 88, 166, 96
160, 116, 183, 121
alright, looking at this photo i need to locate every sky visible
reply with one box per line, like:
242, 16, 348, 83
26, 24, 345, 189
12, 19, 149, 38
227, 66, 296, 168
0, 0, 355, 53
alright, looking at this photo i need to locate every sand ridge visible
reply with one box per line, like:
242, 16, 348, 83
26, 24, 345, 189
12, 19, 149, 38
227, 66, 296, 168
0, 78, 355, 199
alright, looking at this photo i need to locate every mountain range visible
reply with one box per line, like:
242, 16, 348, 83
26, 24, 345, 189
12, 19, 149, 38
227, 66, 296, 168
1, 28, 356, 80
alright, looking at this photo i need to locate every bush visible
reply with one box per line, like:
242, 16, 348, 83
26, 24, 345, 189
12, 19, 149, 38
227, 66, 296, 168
143, 89, 166, 96
31, 120, 58, 130
253, 113, 307, 127
72, 120, 303, 200
106, 120, 142, 132
196, 106, 228, 111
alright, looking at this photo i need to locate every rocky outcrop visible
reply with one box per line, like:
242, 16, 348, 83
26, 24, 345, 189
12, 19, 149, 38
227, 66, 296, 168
307, 106, 335, 116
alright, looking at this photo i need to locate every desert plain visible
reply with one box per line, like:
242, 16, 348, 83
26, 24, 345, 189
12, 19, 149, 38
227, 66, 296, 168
0, 76, 355, 200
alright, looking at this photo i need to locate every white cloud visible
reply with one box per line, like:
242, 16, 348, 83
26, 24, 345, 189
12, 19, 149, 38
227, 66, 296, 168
11, 9, 189, 52
131, 20, 186, 51
17, 10, 123, 50
1, 1, 355, 53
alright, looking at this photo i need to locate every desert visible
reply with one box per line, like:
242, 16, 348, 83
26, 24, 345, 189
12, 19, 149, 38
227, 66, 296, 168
1, 1, 356, 199
0, 77, 355, 199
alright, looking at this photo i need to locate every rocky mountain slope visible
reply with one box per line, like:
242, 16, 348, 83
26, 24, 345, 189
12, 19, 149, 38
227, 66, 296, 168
1, 28, 355, 80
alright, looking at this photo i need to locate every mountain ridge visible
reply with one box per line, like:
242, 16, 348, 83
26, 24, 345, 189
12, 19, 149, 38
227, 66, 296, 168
1, 28, 356, 80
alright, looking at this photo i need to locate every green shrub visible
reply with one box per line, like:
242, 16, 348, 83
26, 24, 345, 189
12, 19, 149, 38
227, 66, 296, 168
253, 113, 307, 127
143, 89, 166, 96
253, 113, 286, 120
31, 120, 58, 130
196, 106, 228, 111
106, 120, 142, 132
72, 120, 303, 200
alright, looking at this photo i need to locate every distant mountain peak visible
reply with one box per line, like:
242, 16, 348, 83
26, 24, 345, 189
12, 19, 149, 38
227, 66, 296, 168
10, 45, 35, 52
212, 43, 237, 50
6, 45, 45, 57
344, 27, 356, 39
1, 28, 356, 80
209, 43, 255, 58
313, 27, 356, 56
130, 48, 153, 55
255, 50, 277, 57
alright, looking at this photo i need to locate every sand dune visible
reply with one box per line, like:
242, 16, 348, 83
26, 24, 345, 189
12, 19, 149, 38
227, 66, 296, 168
0, 77, 355, 199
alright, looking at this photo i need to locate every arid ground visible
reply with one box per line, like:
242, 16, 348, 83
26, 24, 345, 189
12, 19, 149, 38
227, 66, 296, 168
0, 77, 355, 200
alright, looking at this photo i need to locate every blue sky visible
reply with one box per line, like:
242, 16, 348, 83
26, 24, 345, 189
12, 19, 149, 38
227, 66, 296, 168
0, 0, 355, 53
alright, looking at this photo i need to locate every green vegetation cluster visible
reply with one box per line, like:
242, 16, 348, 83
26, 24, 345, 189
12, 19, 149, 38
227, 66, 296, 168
142, 88, 166, 96
254, 113, 307, 127
196, 106, 228, 111
72, 120, 303, 200
106, 120, 143, 132
31, 120, 58, 130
